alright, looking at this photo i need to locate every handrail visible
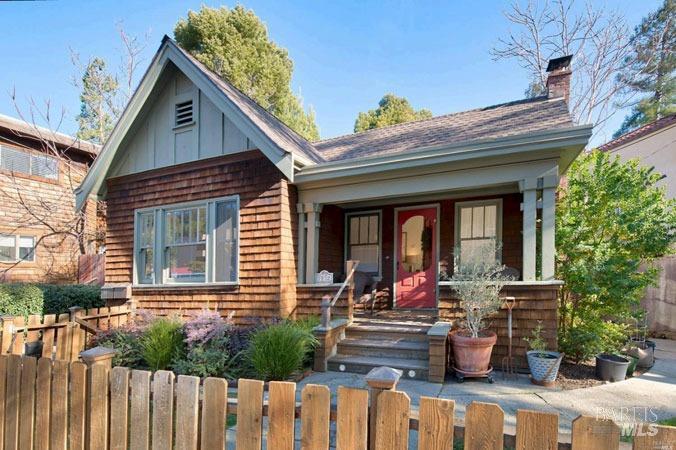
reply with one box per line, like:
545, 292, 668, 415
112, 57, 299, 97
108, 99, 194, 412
330, 261, 360, 307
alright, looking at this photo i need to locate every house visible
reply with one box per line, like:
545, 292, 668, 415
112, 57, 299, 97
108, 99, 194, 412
600, 116, 676, 338
76, 38, 591, 378
0, 114, 100, 283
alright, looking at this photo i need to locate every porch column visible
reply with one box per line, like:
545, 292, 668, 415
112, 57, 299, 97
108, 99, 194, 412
296, 203, 307, 283
541, 175, 558, 280
304, 203, 323, 284
520, 178, 538, 281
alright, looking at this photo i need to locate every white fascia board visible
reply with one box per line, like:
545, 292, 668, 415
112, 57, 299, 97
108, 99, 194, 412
294, 125, 592, 185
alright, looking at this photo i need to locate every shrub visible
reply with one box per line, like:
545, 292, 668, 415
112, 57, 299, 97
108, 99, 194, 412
140, 317, 185, 371
40, 284, 103, 314
248, 322, 317, 381
173, 335, 240, 379
0, 284, 44, 317
95, 329, 144, 368
558, 320, 629, 363
183, 310, 231, 349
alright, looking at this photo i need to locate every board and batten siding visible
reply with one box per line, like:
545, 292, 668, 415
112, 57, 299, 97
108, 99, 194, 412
110, 68, 255, 178
104, 151, 298, 324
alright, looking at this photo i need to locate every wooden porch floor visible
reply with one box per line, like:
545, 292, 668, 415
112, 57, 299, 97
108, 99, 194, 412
353, 308, 438, 325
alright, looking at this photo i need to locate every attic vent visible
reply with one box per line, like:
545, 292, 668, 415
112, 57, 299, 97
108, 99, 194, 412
175, 100, 194, 127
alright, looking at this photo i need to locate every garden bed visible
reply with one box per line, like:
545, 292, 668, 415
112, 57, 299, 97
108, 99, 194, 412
556, 359, 650, 390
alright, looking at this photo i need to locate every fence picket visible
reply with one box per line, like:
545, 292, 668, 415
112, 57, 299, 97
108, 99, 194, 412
110, 367, 130, 450
1, 318, 13, 355
3, 355, 21, 450
515, 409, 558, 450
571, 416, 620, 450
50, 360, 69, 450
27, 315, 41, 342
89, 364, 110, 450
464, 402, 504, 450
418, 396, 454, 450
375, 390, 410, 450
200, 377, 227, 450
35, 358, 52, 450
175, 375, 200, 450
69, 361, 87, 450
130, 370, 151, 450
18, 357, 37, 450
267, 381, 296, 450
301, 384, 331, 450
55, 314, 70, 360
151, 370, 175, 450
69, 323, 82, 362
41, 315, 56, 358
236, 378, 264, 450
0, 356, 6, 447
11, 317, 24, 355
632, 424, 676, 450
336, 386, 368, 450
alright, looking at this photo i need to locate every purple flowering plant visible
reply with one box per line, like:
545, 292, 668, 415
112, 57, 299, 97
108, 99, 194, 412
183, 310, 233, 350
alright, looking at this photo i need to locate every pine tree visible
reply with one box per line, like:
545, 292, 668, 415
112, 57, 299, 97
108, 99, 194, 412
75, 58, 119, 144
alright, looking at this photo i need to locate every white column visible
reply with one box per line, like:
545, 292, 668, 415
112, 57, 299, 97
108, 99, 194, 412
520, 179, 538, 281
541, 175, 558, 280
304, 203, 322, 284
296, 203, 306, 283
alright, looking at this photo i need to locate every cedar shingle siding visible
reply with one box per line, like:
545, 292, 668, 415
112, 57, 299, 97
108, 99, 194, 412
105, 150, 297, 325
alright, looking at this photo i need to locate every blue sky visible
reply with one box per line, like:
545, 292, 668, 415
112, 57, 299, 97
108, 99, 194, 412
0, 0, 662, 147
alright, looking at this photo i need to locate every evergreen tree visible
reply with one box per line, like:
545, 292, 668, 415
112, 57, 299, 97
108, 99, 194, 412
616, 0, 675, 137
174, 5, 319, 141
75, 58, 119, 144
354, 94, 432, 132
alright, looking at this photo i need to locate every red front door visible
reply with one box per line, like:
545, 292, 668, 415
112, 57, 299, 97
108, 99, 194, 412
396, 207, 437, 308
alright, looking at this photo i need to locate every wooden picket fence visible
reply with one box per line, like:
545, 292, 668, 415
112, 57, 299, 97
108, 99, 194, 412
0, 355, 674, 450
0, 306, 132, 361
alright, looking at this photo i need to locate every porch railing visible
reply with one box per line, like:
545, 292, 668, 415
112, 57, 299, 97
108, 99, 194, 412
320, 259, 359, 327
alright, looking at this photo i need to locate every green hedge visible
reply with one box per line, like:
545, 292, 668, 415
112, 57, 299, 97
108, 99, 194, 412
0, 284, 103, 317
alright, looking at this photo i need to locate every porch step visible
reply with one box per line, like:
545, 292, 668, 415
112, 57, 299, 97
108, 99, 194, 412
327, 355, 429, 381
351, 317, 435, 329
345, 324, 430, 342
337, 338, 429, 360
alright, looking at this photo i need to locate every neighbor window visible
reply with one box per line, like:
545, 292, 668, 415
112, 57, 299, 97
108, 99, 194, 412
134, 197, 239, 285
0, 144, 59, 180
455, 200, 502, 270
0, 234, 36, 263
346, 212, 380, 274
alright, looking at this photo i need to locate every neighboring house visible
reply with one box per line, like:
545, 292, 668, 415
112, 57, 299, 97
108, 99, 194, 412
0, 114, 100, 283
76, 38, 591, 375
600, 116, 676, 337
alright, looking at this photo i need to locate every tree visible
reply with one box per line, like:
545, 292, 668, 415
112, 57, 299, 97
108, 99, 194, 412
615, 0, 675, 137
354, 94, 432, 132
556, 151, 675, 362
75, 58, 118, 144
491, 0, 631, 130
174, 5, 319, 141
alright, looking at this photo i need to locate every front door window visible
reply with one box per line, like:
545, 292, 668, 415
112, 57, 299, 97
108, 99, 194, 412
396, 207, 437, 308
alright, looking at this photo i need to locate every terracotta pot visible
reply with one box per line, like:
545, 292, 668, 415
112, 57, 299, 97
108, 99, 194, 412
450, 330, 497, 375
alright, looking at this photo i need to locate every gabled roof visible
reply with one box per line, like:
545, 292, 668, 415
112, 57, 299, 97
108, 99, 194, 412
0, 113, 99, 158
599, 114, 676, 152
314, 96, 574, 161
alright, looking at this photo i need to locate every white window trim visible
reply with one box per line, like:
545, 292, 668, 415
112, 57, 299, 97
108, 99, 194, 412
133, 195, 240, 286
344, 210, 382, 277
453, 198, 503, 267
0, 233, 36, 263
0, 144, 59, 180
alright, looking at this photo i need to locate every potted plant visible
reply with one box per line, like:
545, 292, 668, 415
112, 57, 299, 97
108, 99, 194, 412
449, 241, 512, 382
596, 353, 630, 382
524, 322, 563, 386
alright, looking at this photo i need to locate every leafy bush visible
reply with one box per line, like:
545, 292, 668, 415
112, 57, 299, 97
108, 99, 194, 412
173, 335, 239, 379
0, 284, 43, 317
292, 315, 320, 334
140, 317, 185, 371
558, 320, 629, 363
183, 310, 231, 348
248, 322, 317, 381
40, 284, 103, 314
95, 329, 144, 368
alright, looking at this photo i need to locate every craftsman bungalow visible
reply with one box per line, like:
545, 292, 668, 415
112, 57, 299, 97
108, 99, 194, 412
76, 37, 591, 379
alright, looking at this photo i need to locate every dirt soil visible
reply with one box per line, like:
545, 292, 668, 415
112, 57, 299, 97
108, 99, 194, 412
556, 360, 650, 390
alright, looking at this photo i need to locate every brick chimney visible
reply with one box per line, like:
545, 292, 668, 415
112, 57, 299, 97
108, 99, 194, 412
546, 55, 573, 103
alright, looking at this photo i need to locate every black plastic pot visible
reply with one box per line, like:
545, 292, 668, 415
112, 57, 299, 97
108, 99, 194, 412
24, 341, 43, 358
596, 353, 629, 382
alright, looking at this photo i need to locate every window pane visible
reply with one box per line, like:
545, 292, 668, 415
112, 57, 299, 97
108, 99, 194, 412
1, 147, 30, 174
350, 244, 378, 272
349, 217, 359, 245
31, 154, 59, 179
459, 238, 496, 270
140, 213, 154, 247
18, 236, 35, 261
0, 235, 16, 261
368, 215, 378, 244
472, 206, 485, 238
214, 200, 238, 282
166, 206, 205, 245
359, 217, 369, 244
460, 207, 472, 239
168, 244, 206, 282
484, 205, 497, 237
401, 215, 432, 273
140, 249, 154, 283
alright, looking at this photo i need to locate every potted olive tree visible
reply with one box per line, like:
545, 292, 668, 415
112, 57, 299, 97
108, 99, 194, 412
524, 322, 563, 386
449, 241, 511, 382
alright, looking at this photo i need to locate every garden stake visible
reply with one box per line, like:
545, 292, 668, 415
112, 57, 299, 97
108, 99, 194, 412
501, 296, 516, 379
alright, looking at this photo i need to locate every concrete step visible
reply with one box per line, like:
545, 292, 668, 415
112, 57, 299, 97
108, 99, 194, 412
345, 324, 430, 341
337, 337, 429, 360
351, 317, 434, 330
327, 354, 429, 380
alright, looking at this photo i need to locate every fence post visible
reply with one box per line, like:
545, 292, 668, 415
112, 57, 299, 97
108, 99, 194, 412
365, 366, 402, 450
124, 297, 137, 320
69, 307, 86, 355
346, 260, 357, 323
320, 295, 331, 328
1, 316, 14, 355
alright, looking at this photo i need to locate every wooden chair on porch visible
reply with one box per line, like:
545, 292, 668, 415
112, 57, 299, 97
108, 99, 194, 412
352, 271, 387, 314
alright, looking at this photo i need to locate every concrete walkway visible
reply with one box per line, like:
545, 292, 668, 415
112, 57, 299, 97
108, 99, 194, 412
297, 338, 676, 435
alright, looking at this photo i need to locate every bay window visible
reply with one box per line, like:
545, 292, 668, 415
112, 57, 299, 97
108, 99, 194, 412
134, 196, 239, 285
